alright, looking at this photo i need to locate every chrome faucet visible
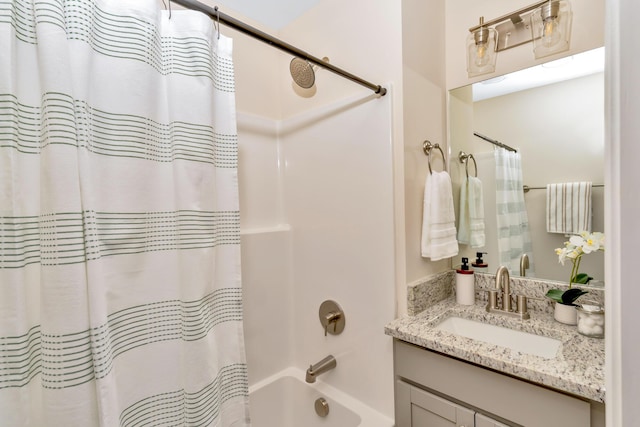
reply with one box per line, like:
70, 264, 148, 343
305, 355, 337, 383
486, 266, 530, 320
520, 253, 530, 277
497, 265, 512, 312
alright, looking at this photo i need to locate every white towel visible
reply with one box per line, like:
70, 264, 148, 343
546, 182, 592, 234
457, 176, 485, 247
421, 170, 459, 260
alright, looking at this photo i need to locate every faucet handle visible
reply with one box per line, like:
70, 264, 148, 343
486, 290, 499, 311
324, 312, 341, 336
516, 295, 530, 319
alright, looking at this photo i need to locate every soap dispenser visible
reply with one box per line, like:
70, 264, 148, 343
472, 252, 488, 273
456, 257, 475, 305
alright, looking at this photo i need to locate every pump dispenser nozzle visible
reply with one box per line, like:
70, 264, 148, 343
472, 252, 488, 268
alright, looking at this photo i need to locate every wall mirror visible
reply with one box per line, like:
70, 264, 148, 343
448, 47, 605, 284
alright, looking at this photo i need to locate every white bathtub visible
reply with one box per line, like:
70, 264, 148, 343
248, 367, 394, 427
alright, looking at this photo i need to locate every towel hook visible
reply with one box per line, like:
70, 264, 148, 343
423, 140, 445, 175
458, 151, 478, 178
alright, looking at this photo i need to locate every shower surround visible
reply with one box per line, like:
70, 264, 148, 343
238, 92, 396, 423
214, 0, 403, 421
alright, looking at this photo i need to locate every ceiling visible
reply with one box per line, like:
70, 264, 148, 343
213, 0, 323, 30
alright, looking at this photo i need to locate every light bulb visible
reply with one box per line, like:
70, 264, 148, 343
542, 17, 562, 47
475, 42, 489, 66
530, 0, 572, 60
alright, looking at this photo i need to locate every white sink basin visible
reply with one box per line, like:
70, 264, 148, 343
435, 316, 561, 359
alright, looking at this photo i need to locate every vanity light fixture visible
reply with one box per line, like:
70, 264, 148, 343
466, 0, 573, 78
530, 0, 572, 59
466, 17, 498, 77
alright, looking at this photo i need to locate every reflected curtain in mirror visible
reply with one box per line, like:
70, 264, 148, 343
494, 149, 536, 276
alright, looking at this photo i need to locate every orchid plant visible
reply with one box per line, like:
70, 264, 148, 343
546, 231, 605, 306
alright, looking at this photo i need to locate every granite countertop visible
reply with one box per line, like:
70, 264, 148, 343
385, 296, 605, 403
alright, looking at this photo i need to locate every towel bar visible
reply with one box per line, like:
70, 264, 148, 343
523, 184, 604, 193
458, 151, 478, 178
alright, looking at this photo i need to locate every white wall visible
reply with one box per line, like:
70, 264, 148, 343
401, 0, 449, 306
606, 0, 640, 424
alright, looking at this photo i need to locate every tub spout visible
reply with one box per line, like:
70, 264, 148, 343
305, 355, 337, 383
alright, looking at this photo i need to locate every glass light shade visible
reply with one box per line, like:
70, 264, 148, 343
466, 27, 498, 77
530, 0, 572, 59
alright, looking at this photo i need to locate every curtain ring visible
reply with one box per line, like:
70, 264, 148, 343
160, 0, 172, 19
214, 6, 220, 39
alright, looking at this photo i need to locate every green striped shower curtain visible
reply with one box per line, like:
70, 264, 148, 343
0, 1, 250, 425
495, 148, 535, 277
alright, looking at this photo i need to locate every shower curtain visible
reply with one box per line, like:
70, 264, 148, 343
494, 148, 535, 276
0, 1, 250, 426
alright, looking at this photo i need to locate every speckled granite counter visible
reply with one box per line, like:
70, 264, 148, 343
385, 296, 605, 403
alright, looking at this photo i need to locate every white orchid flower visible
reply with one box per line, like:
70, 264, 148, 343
555, 231, 605, 287
569, 234, 586, 249
590, 232, 605, 250
555, 247, 567, 265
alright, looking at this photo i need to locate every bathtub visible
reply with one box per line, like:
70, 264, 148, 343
248, 367, 394, 427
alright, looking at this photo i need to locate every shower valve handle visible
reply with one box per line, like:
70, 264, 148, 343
324, 312, 341, 336
318, 300, 345, 337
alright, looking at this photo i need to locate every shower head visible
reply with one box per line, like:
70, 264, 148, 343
289, 57, 330, 91
289, 57, 316, 89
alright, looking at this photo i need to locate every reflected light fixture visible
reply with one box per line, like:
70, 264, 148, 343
466, 0, 573, 78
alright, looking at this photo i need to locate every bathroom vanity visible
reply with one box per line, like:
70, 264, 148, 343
386, 297, 605, 427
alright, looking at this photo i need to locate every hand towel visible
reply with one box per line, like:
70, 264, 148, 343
546, 182, 592, 234
457, 176, 485, 247
421, 170, 459, 260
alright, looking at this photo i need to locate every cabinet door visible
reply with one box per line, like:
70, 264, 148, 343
410, 385, 474, 427
475, 413, 510, 427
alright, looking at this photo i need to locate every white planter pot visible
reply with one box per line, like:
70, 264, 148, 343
554, 302, 578, 325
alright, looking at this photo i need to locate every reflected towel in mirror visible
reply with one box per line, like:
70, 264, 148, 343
458, 176, 485, 247
421, 171, 459, 260
546, 182, 592, 234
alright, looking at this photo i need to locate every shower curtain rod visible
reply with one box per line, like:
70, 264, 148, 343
171, 0, 387, 96
474, 132, 517, 152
